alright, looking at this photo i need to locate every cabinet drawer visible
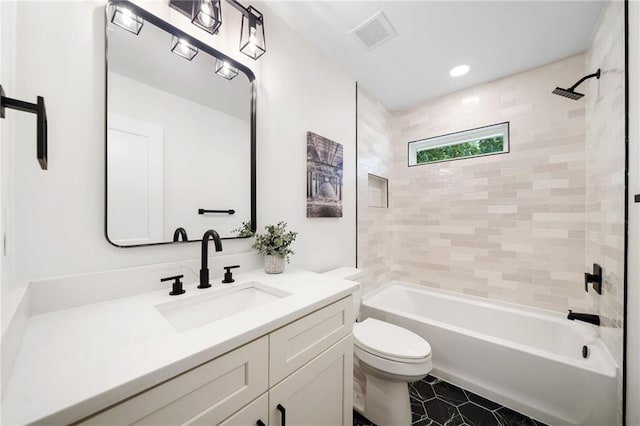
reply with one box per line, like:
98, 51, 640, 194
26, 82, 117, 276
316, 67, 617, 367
269, 296, 352, 386
218, 393, 268, 426
79, 337, 268, 426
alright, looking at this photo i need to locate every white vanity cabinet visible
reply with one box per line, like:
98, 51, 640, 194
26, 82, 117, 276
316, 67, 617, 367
76, 296, 353, 426
268, 335, 352, 426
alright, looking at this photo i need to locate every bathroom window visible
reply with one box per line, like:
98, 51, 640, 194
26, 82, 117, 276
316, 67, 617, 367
408, 122, 509, 166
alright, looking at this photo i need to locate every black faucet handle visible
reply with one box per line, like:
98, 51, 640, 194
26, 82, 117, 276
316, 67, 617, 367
222, 265, 240, 284
584, 264, 603, 294
161, 274, 185, 296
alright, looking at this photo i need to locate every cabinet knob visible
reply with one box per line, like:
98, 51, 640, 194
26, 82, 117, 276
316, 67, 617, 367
276, 404, 286, 426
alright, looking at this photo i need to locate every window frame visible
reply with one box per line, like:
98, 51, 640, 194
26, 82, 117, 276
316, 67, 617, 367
407, 122, 510, 167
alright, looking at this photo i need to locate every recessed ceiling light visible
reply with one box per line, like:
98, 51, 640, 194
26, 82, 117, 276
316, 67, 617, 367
450, 64, 470, 77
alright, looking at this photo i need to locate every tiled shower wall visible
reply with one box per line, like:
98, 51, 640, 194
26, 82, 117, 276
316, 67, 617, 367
357, 88, 394, 294
584, 0, 625, 418
389, 55, 589, 312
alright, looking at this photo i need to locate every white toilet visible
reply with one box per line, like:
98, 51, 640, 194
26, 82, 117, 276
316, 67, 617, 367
324, 268, 433, 426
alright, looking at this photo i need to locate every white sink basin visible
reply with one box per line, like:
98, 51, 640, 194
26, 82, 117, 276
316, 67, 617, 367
155, 282, 290, 332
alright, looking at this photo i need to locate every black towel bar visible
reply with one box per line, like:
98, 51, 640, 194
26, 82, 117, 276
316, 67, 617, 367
198, 209, 236, 215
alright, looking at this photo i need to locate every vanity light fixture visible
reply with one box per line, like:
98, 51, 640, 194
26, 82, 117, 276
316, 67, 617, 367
110, 4, 143, 35
192, 0, 222, 34
239, 6, 265, 60
169, 0, 222, 35
449, 64, 470, 77
171, 36, 198, 61
170, 0, 266, 60
215, 59, 239, 80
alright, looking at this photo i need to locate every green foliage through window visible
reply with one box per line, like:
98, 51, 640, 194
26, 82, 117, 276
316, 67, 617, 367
416, 136, 504, 164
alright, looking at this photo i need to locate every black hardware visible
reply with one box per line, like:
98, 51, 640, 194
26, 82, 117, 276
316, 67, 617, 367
222, 265, 240, 283
584, 263, 603, 294
635, 194, 640, 203
567, 310, 600, 326
198, 209, 236, 215
104, 0, 257, 249
161, 274, 185, 295
582, 345, 589, 359
256, 421, 265, 426
199, 230, 223, 288
552, 69, 601, 100
172, 227, 188, 242
276, 404, 286, 426
0, 84, 48, 170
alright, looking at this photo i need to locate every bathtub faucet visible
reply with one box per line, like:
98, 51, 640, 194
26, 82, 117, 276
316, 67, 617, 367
567, 310, 600, 326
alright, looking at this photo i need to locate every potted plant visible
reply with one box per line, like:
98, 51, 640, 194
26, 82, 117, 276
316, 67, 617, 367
252, 221, 298, 274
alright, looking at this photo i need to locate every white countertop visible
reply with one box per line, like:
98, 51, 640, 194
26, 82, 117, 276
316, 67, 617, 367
2, 269, 358, 425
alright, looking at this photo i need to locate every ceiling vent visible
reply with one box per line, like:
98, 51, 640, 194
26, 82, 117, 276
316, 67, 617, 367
349, 11, 397, 51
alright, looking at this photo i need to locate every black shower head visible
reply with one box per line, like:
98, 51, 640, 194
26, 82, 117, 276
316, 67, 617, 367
552, 69, 601, 100
552, 87, 584, 100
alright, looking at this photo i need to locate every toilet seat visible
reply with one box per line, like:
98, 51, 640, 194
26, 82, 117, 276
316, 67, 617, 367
354, 318, 432, 363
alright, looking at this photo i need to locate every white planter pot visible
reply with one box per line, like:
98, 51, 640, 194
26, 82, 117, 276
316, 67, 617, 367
264, 255, 286, 274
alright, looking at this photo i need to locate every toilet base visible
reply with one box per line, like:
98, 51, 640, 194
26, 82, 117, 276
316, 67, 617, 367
363, 374, 412, 426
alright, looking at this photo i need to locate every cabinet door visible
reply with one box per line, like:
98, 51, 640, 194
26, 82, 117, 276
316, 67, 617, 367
269, 334, 353, 426
218, 393, 268, 426
269, 296, 352, 386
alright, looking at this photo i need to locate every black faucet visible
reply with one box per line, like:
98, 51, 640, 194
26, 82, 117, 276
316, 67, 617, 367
567, 310, 600, 326
199, 229, 223, 289
173, 227, 188, 242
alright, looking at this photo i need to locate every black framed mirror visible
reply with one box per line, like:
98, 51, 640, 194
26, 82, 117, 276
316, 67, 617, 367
105, 0, 256, 247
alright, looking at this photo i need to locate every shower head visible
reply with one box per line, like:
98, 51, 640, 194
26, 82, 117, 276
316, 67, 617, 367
552, 69, 601, 100
552, 87, 584, 100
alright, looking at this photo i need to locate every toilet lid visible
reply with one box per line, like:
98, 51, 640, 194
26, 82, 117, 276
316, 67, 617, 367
353, 318, 431, 361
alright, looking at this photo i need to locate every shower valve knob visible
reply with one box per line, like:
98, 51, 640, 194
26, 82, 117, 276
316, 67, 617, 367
584, 264, 602, 295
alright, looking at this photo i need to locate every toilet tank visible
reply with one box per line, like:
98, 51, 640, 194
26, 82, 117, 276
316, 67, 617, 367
323, 267, 366, 322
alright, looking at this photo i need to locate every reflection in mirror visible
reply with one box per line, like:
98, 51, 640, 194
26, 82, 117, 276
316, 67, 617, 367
105, 2, 255, 247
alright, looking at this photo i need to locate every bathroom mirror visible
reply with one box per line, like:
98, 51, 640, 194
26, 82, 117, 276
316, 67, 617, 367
105, 0, 256, 247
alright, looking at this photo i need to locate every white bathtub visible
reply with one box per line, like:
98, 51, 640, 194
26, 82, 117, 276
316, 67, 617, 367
361, 282, 618, 426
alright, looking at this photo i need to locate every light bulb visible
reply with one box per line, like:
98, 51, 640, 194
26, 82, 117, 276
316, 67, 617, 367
247, 27, 257, 55
121, 8, 134, 26
198, 0, 214, 27
177, 39, 188, 53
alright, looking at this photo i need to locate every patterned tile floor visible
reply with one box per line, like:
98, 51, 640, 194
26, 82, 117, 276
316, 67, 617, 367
353, 375, 548, 426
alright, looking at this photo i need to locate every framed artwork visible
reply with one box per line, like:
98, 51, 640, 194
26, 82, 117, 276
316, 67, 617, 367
306, 132, 343, 218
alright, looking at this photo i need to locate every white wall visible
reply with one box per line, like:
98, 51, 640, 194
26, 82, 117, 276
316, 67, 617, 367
9, 2, 355, 284
108, 72, 251, 240
627, 1, 639, 424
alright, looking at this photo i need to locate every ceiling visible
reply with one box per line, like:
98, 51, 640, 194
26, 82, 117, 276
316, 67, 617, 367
264, 1, 604, 111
